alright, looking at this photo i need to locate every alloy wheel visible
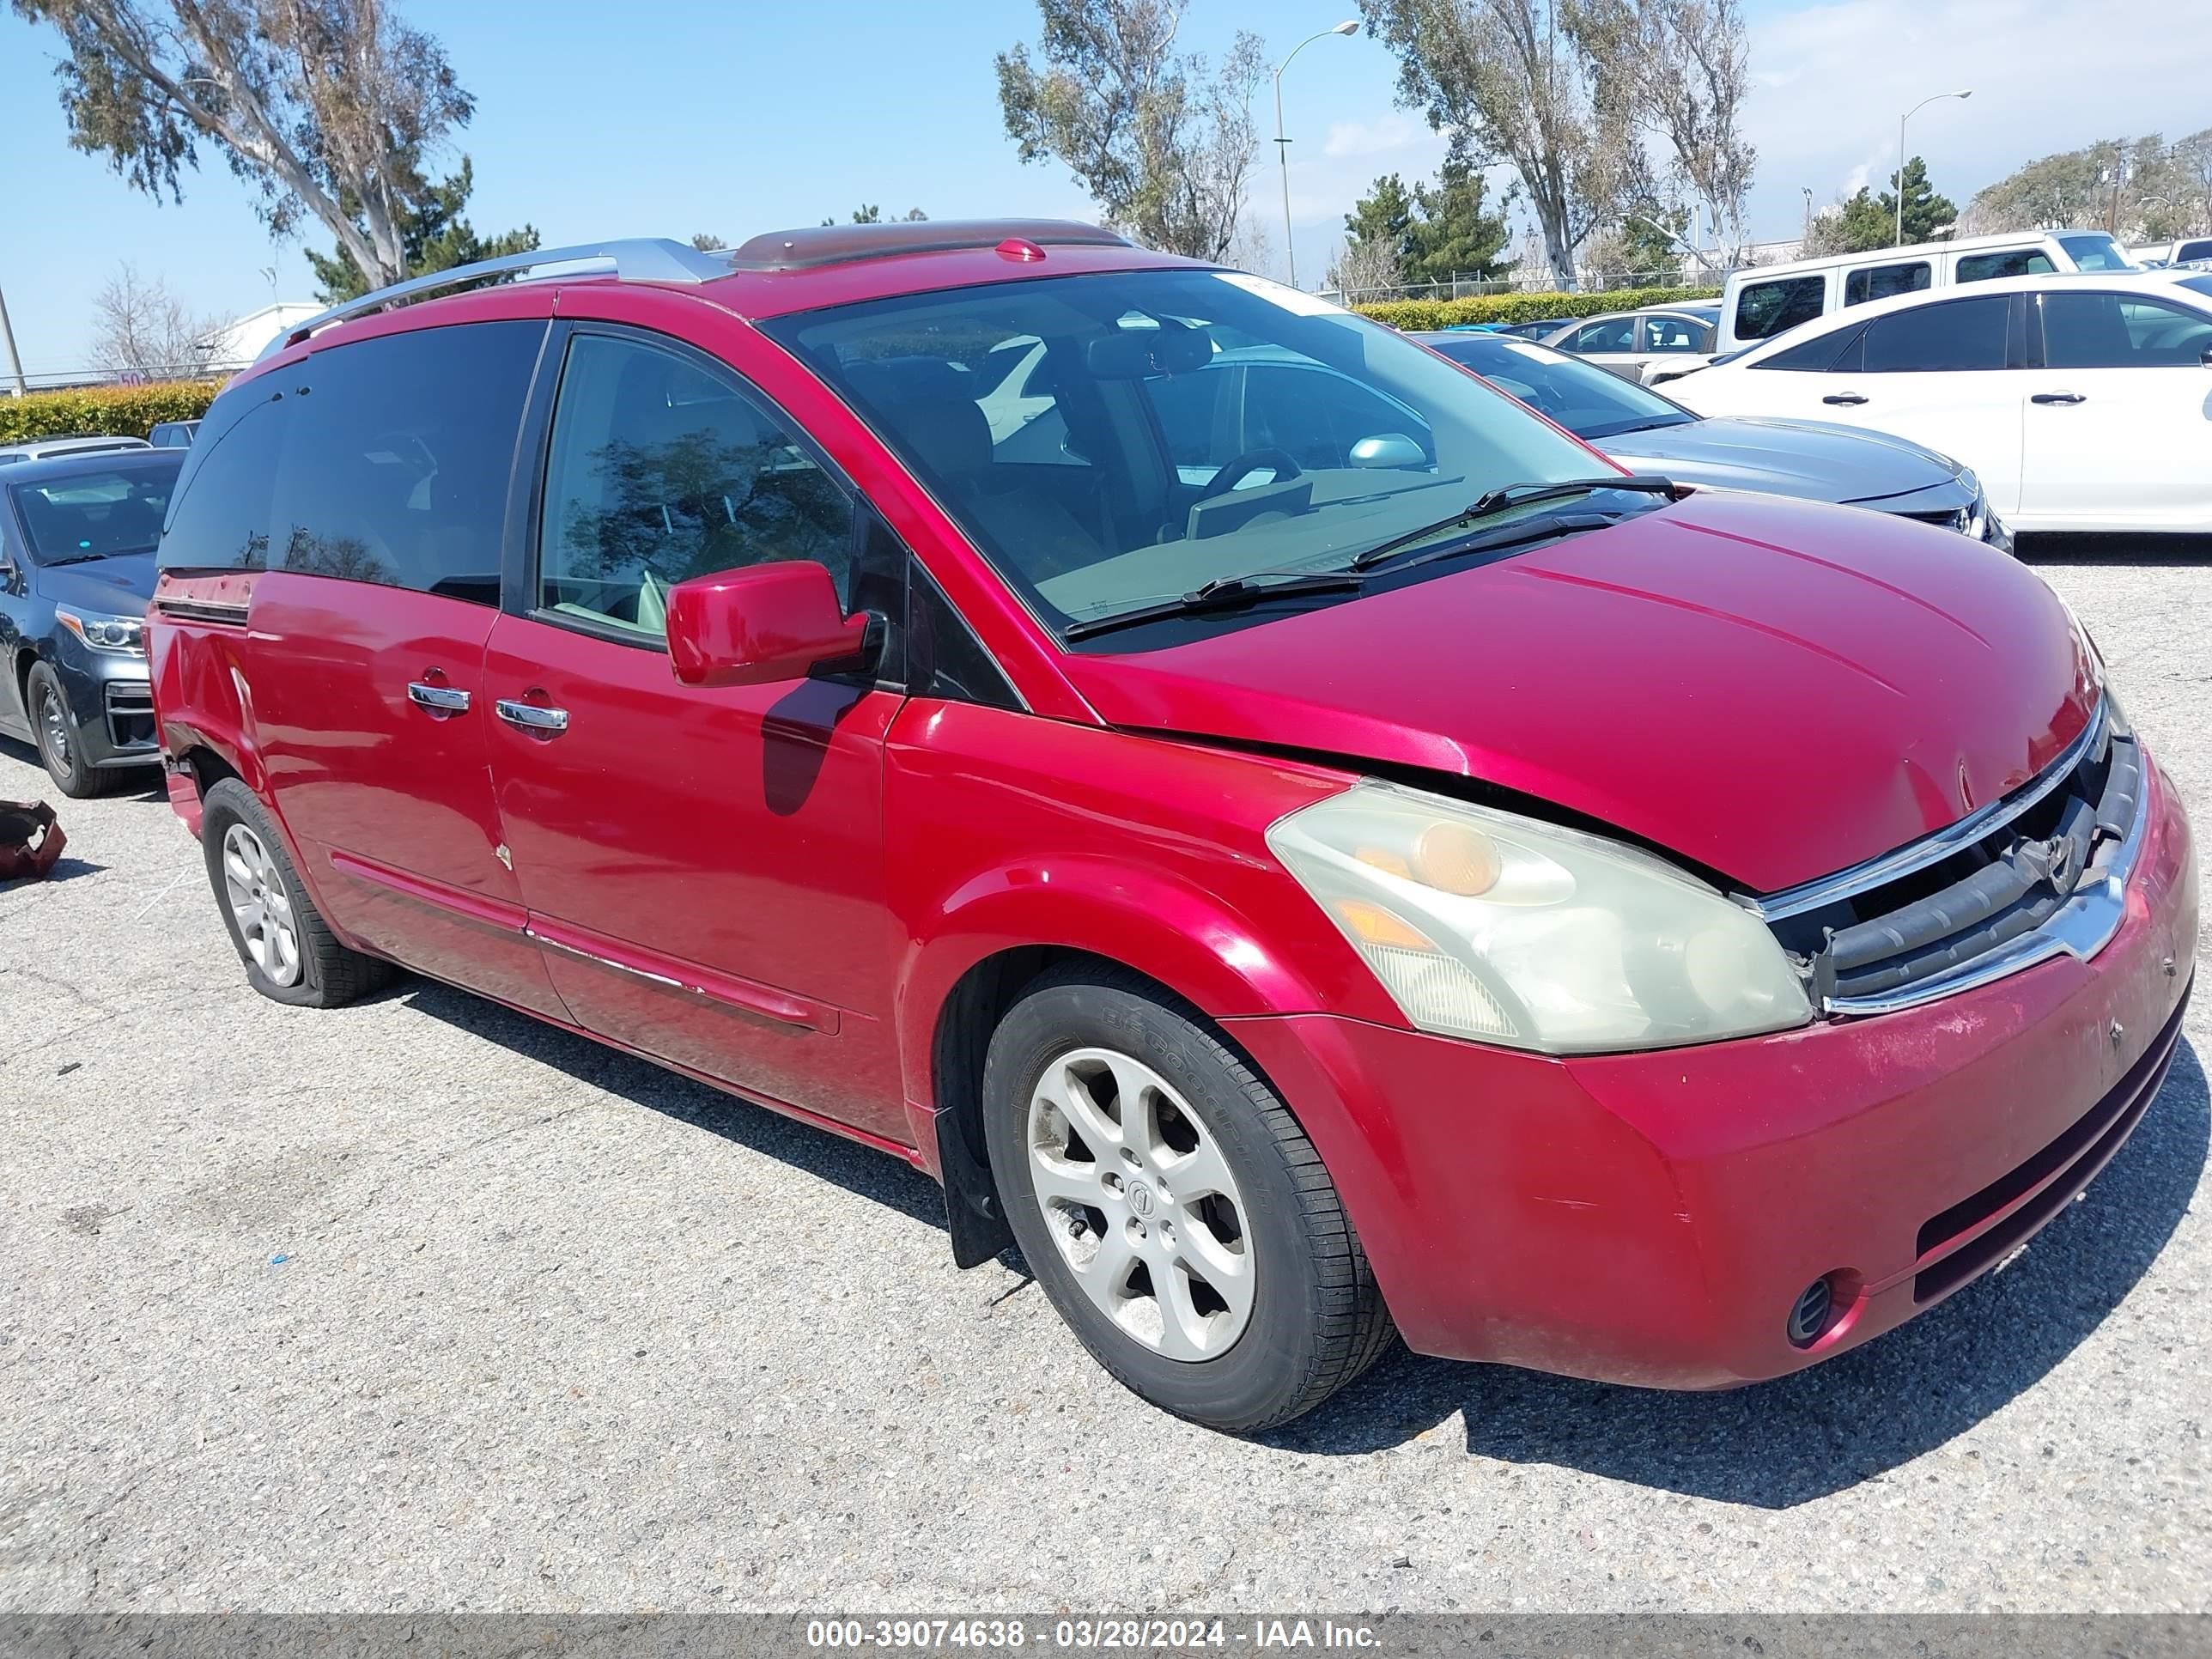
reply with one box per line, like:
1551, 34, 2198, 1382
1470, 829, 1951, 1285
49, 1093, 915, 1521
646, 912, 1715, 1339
36, 683, 71, 771
221, 823, 303, 988
1025, 1047, 1255, 1360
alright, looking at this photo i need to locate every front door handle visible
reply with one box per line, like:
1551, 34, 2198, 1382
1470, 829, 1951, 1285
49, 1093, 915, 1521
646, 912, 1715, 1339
1822, 392, 1868, 405
495, 698, 570, 735
406, 681, 471, 714
2031, 391, 2087, 405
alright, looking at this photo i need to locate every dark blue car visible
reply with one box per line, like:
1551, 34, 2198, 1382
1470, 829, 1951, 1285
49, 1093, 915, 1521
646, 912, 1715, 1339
0, 447, 184, 795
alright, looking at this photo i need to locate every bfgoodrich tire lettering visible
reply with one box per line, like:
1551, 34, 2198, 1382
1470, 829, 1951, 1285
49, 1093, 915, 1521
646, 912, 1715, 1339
983, 965, 1394, 1431
199, 777, 394, 1008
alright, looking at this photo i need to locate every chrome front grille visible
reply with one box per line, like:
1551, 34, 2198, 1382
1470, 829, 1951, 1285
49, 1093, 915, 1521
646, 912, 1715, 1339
1753, 702, 2150, 1016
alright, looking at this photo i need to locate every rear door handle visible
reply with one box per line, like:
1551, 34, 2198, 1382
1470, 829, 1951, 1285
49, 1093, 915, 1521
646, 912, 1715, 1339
406, 681, 471, 714
1821, 392, 1868, 405
2031, 391, 2087, 405
495, 699, 570, 735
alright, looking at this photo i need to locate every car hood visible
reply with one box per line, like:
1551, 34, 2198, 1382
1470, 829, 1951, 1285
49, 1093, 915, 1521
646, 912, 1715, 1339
1593, 416, 1960, 506
35, 551, 157, 615
1060, 492, 2095, 894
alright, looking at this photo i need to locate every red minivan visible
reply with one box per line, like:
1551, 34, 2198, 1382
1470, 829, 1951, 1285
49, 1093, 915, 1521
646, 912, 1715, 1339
149, 222, 2197, 1431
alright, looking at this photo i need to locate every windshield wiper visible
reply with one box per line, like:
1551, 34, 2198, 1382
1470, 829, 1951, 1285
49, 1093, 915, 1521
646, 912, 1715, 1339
1364, 509, 1624, 580
43, 548, 149, 567
1349, 475, 1676, 572
1063, 569, 1365, 642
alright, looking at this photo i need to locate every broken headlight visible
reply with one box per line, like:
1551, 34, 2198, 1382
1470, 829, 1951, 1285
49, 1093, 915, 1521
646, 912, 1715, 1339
1267, 781, 1812, 1054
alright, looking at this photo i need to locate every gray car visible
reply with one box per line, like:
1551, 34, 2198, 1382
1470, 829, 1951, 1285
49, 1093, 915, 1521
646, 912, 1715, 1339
1413, 330, 2011, 549
0, 434, 154, 467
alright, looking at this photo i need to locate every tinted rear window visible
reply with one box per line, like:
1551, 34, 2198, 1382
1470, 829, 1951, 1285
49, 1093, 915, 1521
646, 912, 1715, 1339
1957, 248, 2054, 282
158, 385, 289, 572
1844, 262, 1930, 307
1735, 275, 1826, 341
1862, 296, 2011, 371
268, 320, 544, 604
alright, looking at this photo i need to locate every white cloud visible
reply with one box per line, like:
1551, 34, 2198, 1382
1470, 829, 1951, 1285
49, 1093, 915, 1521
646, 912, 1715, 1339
1322, 112, 1428, 159
1741, 0, 2212, 233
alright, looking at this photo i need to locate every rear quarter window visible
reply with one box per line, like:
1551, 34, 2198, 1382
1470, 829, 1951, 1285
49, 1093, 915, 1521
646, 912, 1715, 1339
1862, 296, 2011, 371
158, 385, 289, 572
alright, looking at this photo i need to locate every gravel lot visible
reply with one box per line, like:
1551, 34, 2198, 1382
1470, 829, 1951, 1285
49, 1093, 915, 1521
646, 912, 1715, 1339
2, 547, 2207, 1616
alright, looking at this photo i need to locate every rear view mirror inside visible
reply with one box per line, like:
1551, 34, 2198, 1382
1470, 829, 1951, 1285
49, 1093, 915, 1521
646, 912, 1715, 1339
1085, 321, 1212, 379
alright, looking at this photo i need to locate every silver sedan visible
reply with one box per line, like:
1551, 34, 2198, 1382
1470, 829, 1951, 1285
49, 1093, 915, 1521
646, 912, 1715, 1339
1414, 329, 2011, 548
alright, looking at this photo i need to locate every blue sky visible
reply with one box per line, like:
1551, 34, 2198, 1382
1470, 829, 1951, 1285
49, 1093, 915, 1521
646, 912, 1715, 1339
4, 0, 2208, 374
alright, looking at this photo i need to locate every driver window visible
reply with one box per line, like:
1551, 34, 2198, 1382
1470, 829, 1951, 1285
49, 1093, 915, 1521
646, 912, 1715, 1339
537, 333, 854, 639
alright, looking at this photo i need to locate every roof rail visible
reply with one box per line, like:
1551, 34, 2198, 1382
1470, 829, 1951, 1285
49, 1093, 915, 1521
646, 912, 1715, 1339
727, 218, 1129, 272
255, 238, 732, 362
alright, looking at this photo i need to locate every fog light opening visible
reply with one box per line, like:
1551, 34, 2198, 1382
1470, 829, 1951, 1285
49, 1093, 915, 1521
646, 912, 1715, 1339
1786, 1276, 1837, 1348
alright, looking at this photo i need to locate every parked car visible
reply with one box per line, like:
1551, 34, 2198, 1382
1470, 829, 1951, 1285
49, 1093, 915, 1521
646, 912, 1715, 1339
1671, 270, 2212, 534
149, 224, 2193, 1432
1541, 307, 1717, 382
0, 434, 153, 467
1413, 330, 2009, 547
0, 447, 181, 794
1717, 230, 2141, 354
2129, 236, 2212, 269
1498, 315, 1574, 340
148, 420, 201, 449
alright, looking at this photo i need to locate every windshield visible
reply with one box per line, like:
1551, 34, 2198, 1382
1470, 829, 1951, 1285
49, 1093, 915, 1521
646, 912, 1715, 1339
1421, 335, 1696, 439
9, 460, 182, 562
2057, 233, 2138, 272
767, 269, 1611, 640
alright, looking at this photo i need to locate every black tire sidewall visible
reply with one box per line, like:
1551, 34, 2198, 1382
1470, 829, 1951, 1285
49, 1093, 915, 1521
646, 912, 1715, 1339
200, 780, 331, 1006
984, 978, 1338, 1432
27, 663, 100, 799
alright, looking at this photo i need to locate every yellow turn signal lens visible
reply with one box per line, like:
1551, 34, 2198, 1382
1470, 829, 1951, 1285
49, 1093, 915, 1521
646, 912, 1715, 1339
1331, 898, 1439, 952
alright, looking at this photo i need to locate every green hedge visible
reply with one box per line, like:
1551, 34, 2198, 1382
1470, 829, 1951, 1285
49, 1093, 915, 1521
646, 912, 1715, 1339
0, 380, 225, 445
1352, 284, 1722, 331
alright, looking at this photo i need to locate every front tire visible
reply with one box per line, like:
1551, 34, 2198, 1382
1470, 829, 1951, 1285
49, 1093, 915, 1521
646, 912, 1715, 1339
27, 661, 123, 799
200, 778, 393, 1007
983, 966, 1393, 1432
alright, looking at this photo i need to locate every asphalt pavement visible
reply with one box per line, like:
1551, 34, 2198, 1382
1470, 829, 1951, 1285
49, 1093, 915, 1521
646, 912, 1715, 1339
2, 546, 2207, 1613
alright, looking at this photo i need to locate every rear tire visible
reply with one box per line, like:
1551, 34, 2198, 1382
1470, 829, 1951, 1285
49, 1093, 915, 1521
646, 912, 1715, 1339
983, 965, 1393, 1432
27, 662, 124, 799
199, 777, 393, 1008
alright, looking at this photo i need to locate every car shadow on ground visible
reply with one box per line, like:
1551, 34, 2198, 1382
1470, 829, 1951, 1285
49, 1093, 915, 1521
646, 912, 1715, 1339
394, 977, 950, 1232
1268, 1037, 2209, 1506
392, 973, 2204, 1507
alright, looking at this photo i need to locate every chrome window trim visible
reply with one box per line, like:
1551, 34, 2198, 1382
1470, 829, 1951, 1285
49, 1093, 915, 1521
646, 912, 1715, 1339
1822, 732, 2149, 1016
1749, 700, 2106, 922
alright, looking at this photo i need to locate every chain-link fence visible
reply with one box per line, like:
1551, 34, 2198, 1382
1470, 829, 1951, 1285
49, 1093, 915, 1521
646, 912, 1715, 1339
1319, 264, 1731, 307
6, 357, 239, 396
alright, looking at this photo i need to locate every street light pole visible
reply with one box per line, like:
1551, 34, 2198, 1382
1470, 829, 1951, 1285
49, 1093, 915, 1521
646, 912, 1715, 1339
1897, 88, 1972, 247
0, 279, 27, 398
1273, 20, 1358, 289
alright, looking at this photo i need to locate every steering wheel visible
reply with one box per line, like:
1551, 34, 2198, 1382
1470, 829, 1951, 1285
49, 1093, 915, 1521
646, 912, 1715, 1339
1196, 447, 1303, 502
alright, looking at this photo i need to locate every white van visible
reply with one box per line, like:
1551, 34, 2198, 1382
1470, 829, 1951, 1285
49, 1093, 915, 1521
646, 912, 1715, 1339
1717, 229, 2139, 353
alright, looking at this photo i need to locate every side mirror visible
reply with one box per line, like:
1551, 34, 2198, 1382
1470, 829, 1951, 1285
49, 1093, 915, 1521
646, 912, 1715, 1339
1349, 432, 1427, 469
665, 561, 870, 689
